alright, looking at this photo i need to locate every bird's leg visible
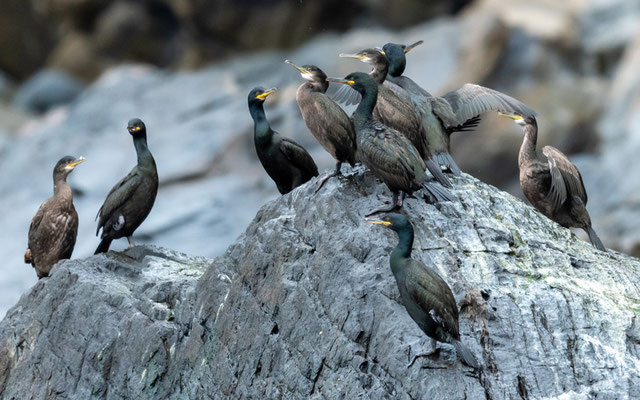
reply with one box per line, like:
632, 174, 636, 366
407, 338, 441, 368
315, 162, 343, 192
365, 192, 399, 217
127, 236, 135, 248
396, 191, 405, 208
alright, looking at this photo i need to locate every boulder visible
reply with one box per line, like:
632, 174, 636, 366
1, 170, 638, 398
13, 69, 86, 114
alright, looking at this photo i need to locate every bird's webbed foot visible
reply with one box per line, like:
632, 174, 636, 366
365, 192, 401, 217
315, 162, 343, 193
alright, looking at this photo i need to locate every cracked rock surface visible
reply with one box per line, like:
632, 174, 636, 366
1, 169, 639, 399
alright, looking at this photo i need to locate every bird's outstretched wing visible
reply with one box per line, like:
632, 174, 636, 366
404, 260, 460, 340
279, 138, 319, 176
95, 168, 141, 234
542, 145, 587, 212
433, 83, 536, 129
331, 83, 362, 106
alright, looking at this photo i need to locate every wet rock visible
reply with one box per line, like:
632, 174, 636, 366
0, 171, 638, 398
13, 69, 86, 114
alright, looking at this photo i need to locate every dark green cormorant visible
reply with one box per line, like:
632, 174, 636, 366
381, 41, 536, 175
502, 114, 606, 251
327, 73, 454, 216
95, 118, 158, 254
24, 156, 85, 278
285, 60, 357, 190
248, 87, 319, 194
368, 213, 478, 368
338, 49, 451, 189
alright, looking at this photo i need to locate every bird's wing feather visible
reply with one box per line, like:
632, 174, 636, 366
308, 93, 357, 151
279, 137, 319, 176
27, 202, 48, 246
96, 169, 142, 231
330, 83, 362, 106
404, 261, 460, 338
542, 146, 587, 210
435, 83, 536, 128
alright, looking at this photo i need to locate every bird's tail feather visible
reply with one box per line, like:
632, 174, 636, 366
585, 226, 606, 252
435, 152, 462, 176
95, 238, 113, 255
425, 158, 452, 188
453, 340, 479, 369
422, 182, 455, 203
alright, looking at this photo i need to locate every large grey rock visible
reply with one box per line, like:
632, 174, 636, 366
13, 69, 86, 114
1, 171, 638, 399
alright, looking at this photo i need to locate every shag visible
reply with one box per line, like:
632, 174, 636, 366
285, 60, 357, 190
327, 72, 454, 216
368, 213, 478, 368
382, 41, 536, 175
502, 114, 606, 251
25, 156, 85, 278
95, 118, 159, 254
248, 87, 319, 194
338, 49, 451, 189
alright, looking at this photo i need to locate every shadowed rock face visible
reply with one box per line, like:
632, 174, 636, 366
1, 169, 639, 399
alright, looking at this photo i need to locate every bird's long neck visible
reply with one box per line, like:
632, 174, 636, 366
353, 84, 378, 128
387, 56, 406, 78
53, 174, 72, 202
391, 226, 414, 262
518, 121, 538, 168
133, 134, 155, 169
369, 60, 389, 84
250, 102, 273, 146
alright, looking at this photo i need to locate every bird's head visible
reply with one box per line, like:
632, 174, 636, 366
366, 212, 412, 234
326, 72, 375, 95
339, 48, 386, 65
284, 60, 327, 83
498, 113, 533, 127
127, 118, 146, 136
54, 155, 85, 177
248, 87, 277, 106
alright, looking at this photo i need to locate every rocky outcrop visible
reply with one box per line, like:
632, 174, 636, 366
1, 170, 638, 399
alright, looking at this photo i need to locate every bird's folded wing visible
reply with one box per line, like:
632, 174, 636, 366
542, 145, 588, 211
279, 138, 318, 176
96, 169, 141, 228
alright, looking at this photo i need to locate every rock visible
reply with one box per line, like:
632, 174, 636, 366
1, 170, 638, 398
13, 69, 86, 114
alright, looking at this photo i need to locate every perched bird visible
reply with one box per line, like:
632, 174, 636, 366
328, 72, 454, 216
285, 60, 357, 191
368, 213, 478, 368
25, 155, 85, 278
338, 49, 451, 189
248, 87, 318, 194
502, 114, 606, 251
95, 118, 158, 254
381, 41, 536, 175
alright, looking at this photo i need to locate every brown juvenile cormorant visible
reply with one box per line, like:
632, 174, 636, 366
248, 87, 318, 194
338, 49, 451, 189
95, 118, 158, 254
285, 60, 357, 190
327, 72, 454, 216
382, 41, 536, 175
368, 213, 478, 368
24, 156, 85, 278
502, 114, 606, 251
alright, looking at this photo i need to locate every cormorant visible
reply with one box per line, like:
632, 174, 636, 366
381, 41, 536, 175
502, 114, 606, 251
25, 156, 85, 278
327, 72, 454, 216
338, 49, 451, 189
248, 87, 319, 194
95, 118, 158, 254
368, 213, 478, 368
285, 60, 357, 190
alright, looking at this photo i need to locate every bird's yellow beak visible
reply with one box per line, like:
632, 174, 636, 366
339, 53, 366, 60
326, 77, 355, 86
66, 156, 86, 168
404, 40, 424, 53
366, 219, 392, 226
498, 112, 524, 121
256, 88, 277, 99
284, 60, 310, 75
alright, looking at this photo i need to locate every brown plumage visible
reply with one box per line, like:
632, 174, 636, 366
506, 115, 606, 251
25, 156, 85, 278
